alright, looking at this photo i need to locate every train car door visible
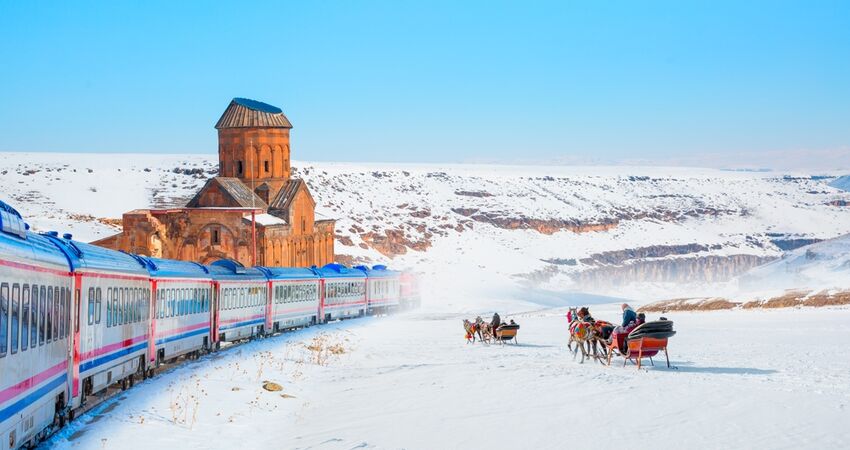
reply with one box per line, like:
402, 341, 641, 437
264, 280, 273, 334
211, 281, 220, 347
318, 278, 326, 323
71, 273, 82, 401
148, 280, 157, 368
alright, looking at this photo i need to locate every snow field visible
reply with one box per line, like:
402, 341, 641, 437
45, 305, 850, 449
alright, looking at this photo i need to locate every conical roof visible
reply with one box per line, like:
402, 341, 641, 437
215, 98, 293, 129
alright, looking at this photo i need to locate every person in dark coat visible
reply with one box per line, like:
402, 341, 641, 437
621, 303, 637, 327
491, 312, 501, 330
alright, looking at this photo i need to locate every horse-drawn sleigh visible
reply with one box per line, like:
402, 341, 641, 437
567, 306, 675, 369
464, 317, 520, 345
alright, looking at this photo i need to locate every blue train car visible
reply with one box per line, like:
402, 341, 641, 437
258, 267, 320, 331
315, 264, 367, 322
355, 265, 402, 314
207, 260, 268, 343
135, 256, 213, 368
0, 207, 74, 449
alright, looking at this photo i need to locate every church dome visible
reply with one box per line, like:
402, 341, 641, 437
215, 97, 293, 129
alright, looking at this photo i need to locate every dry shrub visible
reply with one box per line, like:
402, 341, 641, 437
169, 376, 207, 429
305, 333, 349, 366
639, 298, 737, 312
760, 291, 808, 308
803, 290, 850, 307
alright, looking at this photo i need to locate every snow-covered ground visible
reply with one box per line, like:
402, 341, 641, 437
43, 304, 850, 450
5, 152, 849, 448
2, 152, 850, 303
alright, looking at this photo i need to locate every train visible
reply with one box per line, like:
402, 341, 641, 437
0, 200, 419, 449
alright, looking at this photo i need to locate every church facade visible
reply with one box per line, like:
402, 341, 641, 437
93, 98, 335, 267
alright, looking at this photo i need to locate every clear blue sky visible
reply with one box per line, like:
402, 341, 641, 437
1, 1, 848, 164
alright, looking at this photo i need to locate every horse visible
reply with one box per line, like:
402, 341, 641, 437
567, 307, 608, 364
475, 316, 493, 343
462, 319, 479, 343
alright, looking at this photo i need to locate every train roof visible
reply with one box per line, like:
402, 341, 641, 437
0, 229, 71, 271
42, 234, 150, 277
314, 263, 366, 279
257, 266, 319, 280
134, 255, 212, 279
0, 200, 71, 270
206, 259, 267, 281
353, 264, 401, 278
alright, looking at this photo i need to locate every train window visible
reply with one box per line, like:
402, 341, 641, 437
11, 284, 20, 354
156, 289, 163, 319
124, 288, 130, 324
31, 285, 38, 347
88, 288, 95, 325
130, 289, 136, 323
172, 288, 176, 316
117, 288, 127, 325
172, 289, 177, 317
46, 287, 53, 342
106, 288, 113, 327
96, 288, 102, 324
240, 288, 246, 309
21, 285, 29, 352
59, 288, 65, 339
39, 286, 46, 344
112, 288, 119, 327
0, 283, 7, 357
53, 287, 60, 341
66, 288, 71, 337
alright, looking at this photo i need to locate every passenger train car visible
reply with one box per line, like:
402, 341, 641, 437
355, 265, 401, 314
0, 199, 413, 450
314, 264, 367, 322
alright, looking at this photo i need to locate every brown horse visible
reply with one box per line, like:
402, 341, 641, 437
475, 316, 493, 343
567, 307, 608, 364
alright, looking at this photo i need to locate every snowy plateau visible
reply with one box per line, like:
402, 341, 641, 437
1, 152, 849, 449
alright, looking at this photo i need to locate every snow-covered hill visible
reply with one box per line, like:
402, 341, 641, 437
2, 152, 850, 304
739, 232, 850, 299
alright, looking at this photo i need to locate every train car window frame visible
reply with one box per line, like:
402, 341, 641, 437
88, 287, 95, 326
45, 286, 53, 343
113, 287, 120, 327
58, 287, 65, 339
53, 286, 60, 341
124, 287, 130, 324
39, 286, 46, 344
106, 287, 113, 327
0, 282, 8, 357
96, 288, 102, 324
21, 285, 29, 352
30, 285, 38, 347
11, 284, 20, 354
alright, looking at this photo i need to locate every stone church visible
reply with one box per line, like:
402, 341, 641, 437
94, 98, 335, 267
